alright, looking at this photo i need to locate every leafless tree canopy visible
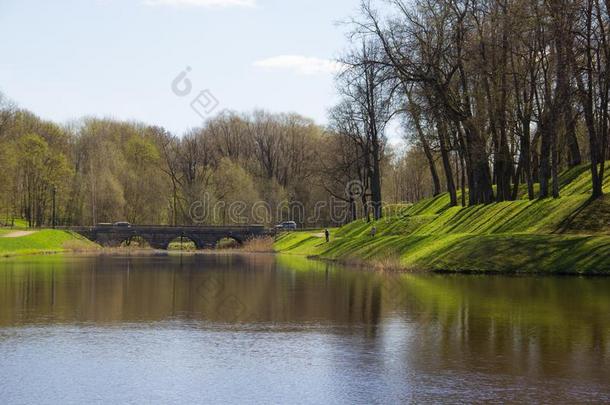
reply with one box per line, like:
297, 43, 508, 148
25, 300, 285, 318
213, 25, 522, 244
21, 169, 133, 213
330, 0, 608, 209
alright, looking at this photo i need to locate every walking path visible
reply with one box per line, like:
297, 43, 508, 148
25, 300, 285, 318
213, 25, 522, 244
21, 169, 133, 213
1, 231, 36, 238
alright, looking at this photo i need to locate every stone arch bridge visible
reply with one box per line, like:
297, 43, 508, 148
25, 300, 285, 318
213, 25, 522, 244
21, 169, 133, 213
66, 225, 275, 250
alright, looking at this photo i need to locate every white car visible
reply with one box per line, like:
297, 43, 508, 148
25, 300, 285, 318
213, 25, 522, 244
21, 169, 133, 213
275, 221, 297, 231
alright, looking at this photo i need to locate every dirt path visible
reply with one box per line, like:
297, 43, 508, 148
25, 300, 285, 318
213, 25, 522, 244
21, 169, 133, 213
1, 230, 37, 238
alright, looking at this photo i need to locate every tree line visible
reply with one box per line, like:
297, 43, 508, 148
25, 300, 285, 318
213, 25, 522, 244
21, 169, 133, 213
0, 94, 420, 228
330, 0, 608, 216
0, 98, 366, 227
1, 0, 608, 227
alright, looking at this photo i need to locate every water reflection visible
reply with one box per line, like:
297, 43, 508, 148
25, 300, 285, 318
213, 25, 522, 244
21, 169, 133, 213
0, 254, 609, 403
0, 254, 387, 326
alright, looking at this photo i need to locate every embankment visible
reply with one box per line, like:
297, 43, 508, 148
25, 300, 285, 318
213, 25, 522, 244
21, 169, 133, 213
275, 164, 610, 274
0, 229, 99, 257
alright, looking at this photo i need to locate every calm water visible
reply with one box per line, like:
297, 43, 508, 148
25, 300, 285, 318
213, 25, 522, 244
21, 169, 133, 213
0, 254, 609, 404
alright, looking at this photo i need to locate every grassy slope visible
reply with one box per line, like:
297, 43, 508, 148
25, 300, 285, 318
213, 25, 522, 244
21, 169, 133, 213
0, 230, 99, 257
276, 163, 610, 274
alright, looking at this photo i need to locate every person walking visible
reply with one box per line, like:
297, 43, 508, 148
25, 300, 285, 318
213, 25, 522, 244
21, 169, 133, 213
324, 228, 330, 243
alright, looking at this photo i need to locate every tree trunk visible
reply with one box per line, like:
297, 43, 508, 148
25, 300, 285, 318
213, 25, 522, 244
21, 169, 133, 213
437, 120, 457, 206
370, 142, 383, 220
565, 106, 582, 167
421, 135, 441, 196
552, 127, 560, 198
539, 120, 552, 198
522, 120, 535, 200
464, 121, 494, 205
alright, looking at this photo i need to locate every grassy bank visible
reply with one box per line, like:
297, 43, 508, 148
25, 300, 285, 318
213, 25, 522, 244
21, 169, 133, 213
275, 163, 610, 274
0, 230, 99, 257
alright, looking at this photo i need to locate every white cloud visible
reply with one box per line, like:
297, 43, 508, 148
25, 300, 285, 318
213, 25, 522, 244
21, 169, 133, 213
253, 55, 344, 76
143, 0, 256, 8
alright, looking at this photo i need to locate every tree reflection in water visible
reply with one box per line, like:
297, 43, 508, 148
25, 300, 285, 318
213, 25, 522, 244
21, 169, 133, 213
0, 254, 609, 402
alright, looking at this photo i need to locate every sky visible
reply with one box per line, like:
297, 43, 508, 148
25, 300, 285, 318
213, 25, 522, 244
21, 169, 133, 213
0, 0, 362, 135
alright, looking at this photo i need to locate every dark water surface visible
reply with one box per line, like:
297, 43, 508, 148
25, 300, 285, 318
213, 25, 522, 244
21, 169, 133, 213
0, 254, 609, 404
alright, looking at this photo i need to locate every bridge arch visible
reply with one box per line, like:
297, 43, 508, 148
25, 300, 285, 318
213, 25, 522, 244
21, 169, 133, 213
216, 235, 244, 249
122, 235, 151, 248
167, 235, 199, 251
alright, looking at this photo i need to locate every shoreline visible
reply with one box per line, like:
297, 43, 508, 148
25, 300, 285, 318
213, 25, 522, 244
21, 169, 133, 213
301, 254, 610, 277
274, 231, 610, 276
3, 242, 610, 277
0, 244, 276, 259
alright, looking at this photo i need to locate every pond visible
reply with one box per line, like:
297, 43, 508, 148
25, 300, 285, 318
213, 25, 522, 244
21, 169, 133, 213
0, 254, 608, 403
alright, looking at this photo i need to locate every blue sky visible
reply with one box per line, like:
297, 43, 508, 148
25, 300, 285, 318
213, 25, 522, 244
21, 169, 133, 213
0, 0, 360, 134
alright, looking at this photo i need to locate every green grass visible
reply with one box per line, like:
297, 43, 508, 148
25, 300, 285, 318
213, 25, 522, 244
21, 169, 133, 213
0, 230, 99, 257
276, 162, 610, 274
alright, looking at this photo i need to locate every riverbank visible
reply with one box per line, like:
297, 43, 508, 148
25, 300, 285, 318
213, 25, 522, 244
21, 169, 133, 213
0, 229, 99, 257
0, 229, 274, 258
275, 164, 610, 274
